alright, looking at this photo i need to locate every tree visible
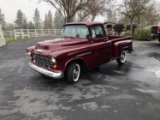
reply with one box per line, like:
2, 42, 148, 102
33, 8, 41, 29
5, 23, 15, 31
118, 0, 160, 30
0, 8, 6, 30
15, 10, 27, 29
48, 10, 53, 28
119, 0, 152, 35
87, 0, 112, 21
22, 15, 28, 29
135, 2, 160, 28
53, 10, 64, 29
113, 24, 125, 35
44, 14, 49, 29
28, 21, 35, 29
43, 0, 90, 23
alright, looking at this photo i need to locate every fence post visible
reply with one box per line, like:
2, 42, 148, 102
28, 29, 30, 38
35, 29, 37, 37
10, 31, 12, 37
14, 29, 17, 40
48, 29, 50, 36
21, 29, 24, 39
41, 29, 44, 36
55, 29, 57, 36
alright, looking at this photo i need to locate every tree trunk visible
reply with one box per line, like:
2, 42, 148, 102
130, 18, 133, 36
91, 15, 96, 21
65, 16, 74, 23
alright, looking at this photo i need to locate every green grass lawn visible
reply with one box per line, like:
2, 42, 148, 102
5, 37, 25, 45
5, 37, 16, 45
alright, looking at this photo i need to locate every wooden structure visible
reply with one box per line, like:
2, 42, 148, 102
0, 25, 6, 47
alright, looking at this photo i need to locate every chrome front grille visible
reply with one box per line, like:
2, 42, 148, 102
33, 55, 52, 68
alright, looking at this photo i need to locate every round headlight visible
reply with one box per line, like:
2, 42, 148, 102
26, 51, 31, 55
51, 57, 56, 63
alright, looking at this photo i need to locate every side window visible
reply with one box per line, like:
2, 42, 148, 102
91, 26, 105, 38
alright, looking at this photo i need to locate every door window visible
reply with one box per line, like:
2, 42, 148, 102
91, 26, 105, 38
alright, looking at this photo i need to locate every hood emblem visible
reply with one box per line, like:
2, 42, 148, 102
35, 49, 44, 54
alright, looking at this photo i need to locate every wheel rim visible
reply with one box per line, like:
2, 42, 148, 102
73, 64, 80, 82
120, 51, 127, 63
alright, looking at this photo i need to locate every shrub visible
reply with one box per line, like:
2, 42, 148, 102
126, 24, 137, 31
113, 24, 125, 35
123, 30, 131, 36
133, 29, 151, 40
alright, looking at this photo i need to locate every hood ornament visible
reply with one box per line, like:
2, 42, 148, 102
35, 49, 43, 54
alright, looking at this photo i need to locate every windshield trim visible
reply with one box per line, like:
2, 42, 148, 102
62, 24, 90, 39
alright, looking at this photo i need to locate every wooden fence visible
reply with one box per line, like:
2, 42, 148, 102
0, 25, 6, 47
0, 25, 3, 38
4, 31, 14, 37
14, 29, 62, 40
3, 29, 62, 40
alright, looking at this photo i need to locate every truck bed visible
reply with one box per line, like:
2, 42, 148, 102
107, 35, 133, 60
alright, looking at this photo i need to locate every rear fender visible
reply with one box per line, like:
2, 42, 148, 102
113, 40, 133, 58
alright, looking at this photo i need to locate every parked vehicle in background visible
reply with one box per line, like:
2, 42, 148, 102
26, 22, 133, 83
157, 27, 160, 42
151, 25, 160, 42
104, 22, 116, 35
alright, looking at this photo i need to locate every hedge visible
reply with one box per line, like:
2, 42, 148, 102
133, 29, 151, 40
124, 29, 151, 40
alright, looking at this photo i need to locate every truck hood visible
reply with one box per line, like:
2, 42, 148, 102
34, 37, 89, 56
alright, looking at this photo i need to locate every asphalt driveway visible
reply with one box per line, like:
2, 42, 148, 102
0, 37, 160, 120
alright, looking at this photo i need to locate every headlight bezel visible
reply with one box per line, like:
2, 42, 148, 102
26, 50, 31, 55
51, 57, 57, 64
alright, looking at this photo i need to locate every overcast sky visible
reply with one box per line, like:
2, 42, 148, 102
0, 0, 55, 23
0, 0, 107, 23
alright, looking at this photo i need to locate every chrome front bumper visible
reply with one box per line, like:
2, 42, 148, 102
29, 62, 64, 79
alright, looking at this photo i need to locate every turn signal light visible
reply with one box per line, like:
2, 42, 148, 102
53, 65, 57, 69
30, 56, 32, 61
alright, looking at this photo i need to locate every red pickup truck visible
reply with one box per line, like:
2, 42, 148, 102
26, 22, 133, 83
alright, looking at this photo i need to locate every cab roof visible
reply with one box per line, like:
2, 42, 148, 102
64, 22, 103, 26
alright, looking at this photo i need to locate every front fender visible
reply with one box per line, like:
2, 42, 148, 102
64, 56, 87, 71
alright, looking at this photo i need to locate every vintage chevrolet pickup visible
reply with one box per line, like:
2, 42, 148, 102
26, 22, 133, 83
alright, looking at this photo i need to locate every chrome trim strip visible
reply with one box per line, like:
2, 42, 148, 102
77, 52, 92, 57
29, 62, 64, 79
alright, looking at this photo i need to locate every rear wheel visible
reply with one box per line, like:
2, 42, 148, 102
66, 62, 81, 83
116, 50, 127, 65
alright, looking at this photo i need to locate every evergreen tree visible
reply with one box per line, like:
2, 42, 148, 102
33, 8, 41, 29
53, 10, 64, 29
44, 14, 49, 29
0, 8, 6, 30
28, 21, 35, 29
15, 10, 28, 29
22, 15, 28, 29
48, 10, 53, 29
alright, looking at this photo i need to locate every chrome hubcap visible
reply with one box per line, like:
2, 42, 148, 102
73, 64, 80, 82
120, 51, 127, 63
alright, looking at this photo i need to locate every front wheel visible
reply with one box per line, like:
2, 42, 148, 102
66, 62, 81, 84
116, 50, 127, 65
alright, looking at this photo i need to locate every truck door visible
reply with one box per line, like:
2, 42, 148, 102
90, 25, 111, 66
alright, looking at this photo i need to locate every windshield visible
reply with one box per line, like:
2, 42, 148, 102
62, 25, 90, 39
